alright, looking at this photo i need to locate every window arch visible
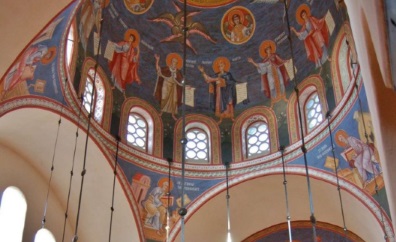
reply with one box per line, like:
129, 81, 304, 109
65, 20, 78, 81
304, 92, 324, 133
120, 98, 161, 156
185, 127, 209, 163
331, 23, 357, 104
287, 76, 327, 143
79, 58, 113, 131
0, 186, 27, 242
233, 107, 278, 162
66, 20, 76, 70
82, 67, 105, 123
246, 120, 270, 159
174, 115, 221, 164
127, 111, 149, 152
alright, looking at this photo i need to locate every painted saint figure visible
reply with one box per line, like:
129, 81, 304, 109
198, 57, 237, 124
79, 0, 103, 50
1, 45, 56, 100
154, 53, 183, 121
335, 129, 381, 184
108, 29, 141, 99
124, 0, 154, 15
230, 14, 252, 43
248, 40, 290, 106
291, 4, 330, 68
222, 7, 255, 45
142, 178, 172, 235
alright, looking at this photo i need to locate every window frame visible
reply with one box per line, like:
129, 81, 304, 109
127, 111, 149, 152
82, 67, 106, 124
185, 127, 210, 164
303, 91, 324, 134
245, 120, 271, 159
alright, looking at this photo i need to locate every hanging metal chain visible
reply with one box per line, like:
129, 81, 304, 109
40, 78, 66, 230
225, 162, 231, 242
280, 146, 293, 242
108, 137, 121, 242
282, 1, 317, 239
179, 0, 189, 241
166, 158, 173, 242
73, 1, 106, 240
326, 112, 348, 241
62, 91, 84, 242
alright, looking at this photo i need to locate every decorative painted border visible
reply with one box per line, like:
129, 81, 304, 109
242, 220, 364, 241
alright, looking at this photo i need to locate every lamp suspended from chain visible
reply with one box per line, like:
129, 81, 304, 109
282, 1, 317, 240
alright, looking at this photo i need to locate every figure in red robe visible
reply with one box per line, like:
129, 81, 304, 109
109, 30, 141, 98
248, 40, 290, 106
291, 4, 330, 68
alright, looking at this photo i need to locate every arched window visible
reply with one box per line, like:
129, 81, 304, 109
331, 23, 357, 104
82, 67, 105, 123
304, 92, 324, 133
127, 112, 148, 152
120, 99, 160, 156
232, 108, 278, 162
0, 186, 27, 242
185, 128, 209, 163
246, 121, 270, 158
66, 21, 75, 69
287, 77, 327, 143
79, 58, 113, 130
174, 115, 220, 164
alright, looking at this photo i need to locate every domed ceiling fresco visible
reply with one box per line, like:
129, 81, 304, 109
73, 0, 341, 156
0, 0, 394, 241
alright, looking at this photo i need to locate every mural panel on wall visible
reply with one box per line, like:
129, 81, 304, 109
0, 3, 77, 103
118, 159, 223, 241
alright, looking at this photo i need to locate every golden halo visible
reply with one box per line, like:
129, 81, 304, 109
334, 129, 349, 148
296, 4, 311, 25
166, 53, 183, 70
227, 9, 245, 27
259, 40, 276, 58
157, 177, 174, 191
124, 29, 140, 47
41, 46, 57, 65
212, 56, 231, 73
